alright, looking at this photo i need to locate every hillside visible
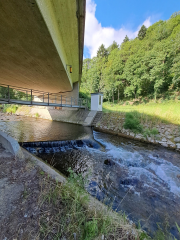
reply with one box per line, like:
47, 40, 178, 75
80, 11, 180, 102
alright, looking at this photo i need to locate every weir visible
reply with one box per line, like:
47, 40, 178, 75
0, 113, 180, 238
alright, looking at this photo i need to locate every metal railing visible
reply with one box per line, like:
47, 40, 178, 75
0, 84, 89, 109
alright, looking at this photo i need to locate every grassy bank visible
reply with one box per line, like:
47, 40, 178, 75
103, 100, 180, 126
39, 169, 143, 240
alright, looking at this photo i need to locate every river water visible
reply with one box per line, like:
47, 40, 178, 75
0, 116, 180, 237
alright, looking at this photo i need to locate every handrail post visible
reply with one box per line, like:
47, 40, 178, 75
8, 85, 10, 103
48, 93, 49, 106
43, 93, 44, 103
61, 95, 62, 106
31, 89, 32, 105
71, 97, 72, 107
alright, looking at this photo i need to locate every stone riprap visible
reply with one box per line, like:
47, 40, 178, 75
94, 112, 180, 151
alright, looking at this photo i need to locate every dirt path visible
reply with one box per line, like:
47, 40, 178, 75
0, 143, 54, 240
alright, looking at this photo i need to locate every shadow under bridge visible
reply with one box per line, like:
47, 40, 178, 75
0, 84, 89, 109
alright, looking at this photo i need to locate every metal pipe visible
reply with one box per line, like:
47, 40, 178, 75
48, 93, 49, 106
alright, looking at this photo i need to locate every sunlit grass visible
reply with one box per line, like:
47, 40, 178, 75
103, 100, 180, 125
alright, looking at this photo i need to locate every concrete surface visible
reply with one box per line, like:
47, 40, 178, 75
16, 106, 91, 125
0, 130, 24, 159
83, 110, 97, 126
0, 0, 86, 93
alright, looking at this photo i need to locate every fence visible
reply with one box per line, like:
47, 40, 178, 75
0, 84, 89, 109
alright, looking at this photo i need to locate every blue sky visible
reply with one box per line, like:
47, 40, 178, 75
84, 0, 180, 58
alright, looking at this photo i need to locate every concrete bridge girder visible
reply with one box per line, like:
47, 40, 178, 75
0, 0, 85, 94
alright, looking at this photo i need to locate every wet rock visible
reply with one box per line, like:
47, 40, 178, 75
176, 143, 180, 149
104, 159, 115, 166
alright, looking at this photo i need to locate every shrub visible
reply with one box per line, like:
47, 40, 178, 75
125, 101, 129, 105
151, 127, 159, 135
143, 127, 159, 138
123, 113, 143, 133
3, 104, 18, 113
133, 101, 139, 105
35, 112, 40, 118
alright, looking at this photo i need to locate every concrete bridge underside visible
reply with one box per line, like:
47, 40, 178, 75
0, 0, 85, 94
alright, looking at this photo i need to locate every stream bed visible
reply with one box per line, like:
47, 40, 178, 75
0, 115, 180, 237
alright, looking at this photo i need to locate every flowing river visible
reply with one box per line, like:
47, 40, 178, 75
0, 115, 180, 237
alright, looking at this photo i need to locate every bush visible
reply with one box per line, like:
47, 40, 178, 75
35, 113, 40, 118
3, 104, 18, 113
133, 101, 139, 105
123, 113, 143, 133
151, 127, 159, 135
125, 101, 129, 105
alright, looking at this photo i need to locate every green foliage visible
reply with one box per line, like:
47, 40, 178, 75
35, 112, 40, 118
138, 24, 147, 40
176, 222, 180, 234
123, 35, 129, 43
143, 127, 159, 138
81, 13, 180, 103
123, 112, 143, 133
3, 104, 18, 113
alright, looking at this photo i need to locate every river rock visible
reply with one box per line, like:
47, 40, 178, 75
169, 144, 176, 149
165, 131, 170, 136
161, 137, 167, 142
166, 140, 174, 145
174, 137, 180, 143
104, 159, 115, 166
166, 135, 173, 139
135, 134, 143, 140
129, 132, 135, 137
176, 144, 180, 149
158, 141, 168, 147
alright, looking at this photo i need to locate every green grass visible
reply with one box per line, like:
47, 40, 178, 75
3, 104, 19, 114
103, 100, 180, 125
39, 169, 142, 240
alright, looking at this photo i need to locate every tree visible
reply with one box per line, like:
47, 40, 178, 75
123, 35, 129, 43
107, 41, 119, 53
97, 44, 108, 58
138, 25, 147, 40
80, 13, 180, 102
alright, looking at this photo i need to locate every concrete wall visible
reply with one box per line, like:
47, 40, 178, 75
16, 106, 89, 125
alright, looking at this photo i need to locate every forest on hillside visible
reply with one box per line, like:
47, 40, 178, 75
80, 12, 180, 102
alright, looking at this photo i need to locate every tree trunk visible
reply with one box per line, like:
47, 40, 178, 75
118, 87, 119, 102
112, 89, 114, 103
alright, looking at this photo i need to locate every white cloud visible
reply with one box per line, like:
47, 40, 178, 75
84, 0, 153, 58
